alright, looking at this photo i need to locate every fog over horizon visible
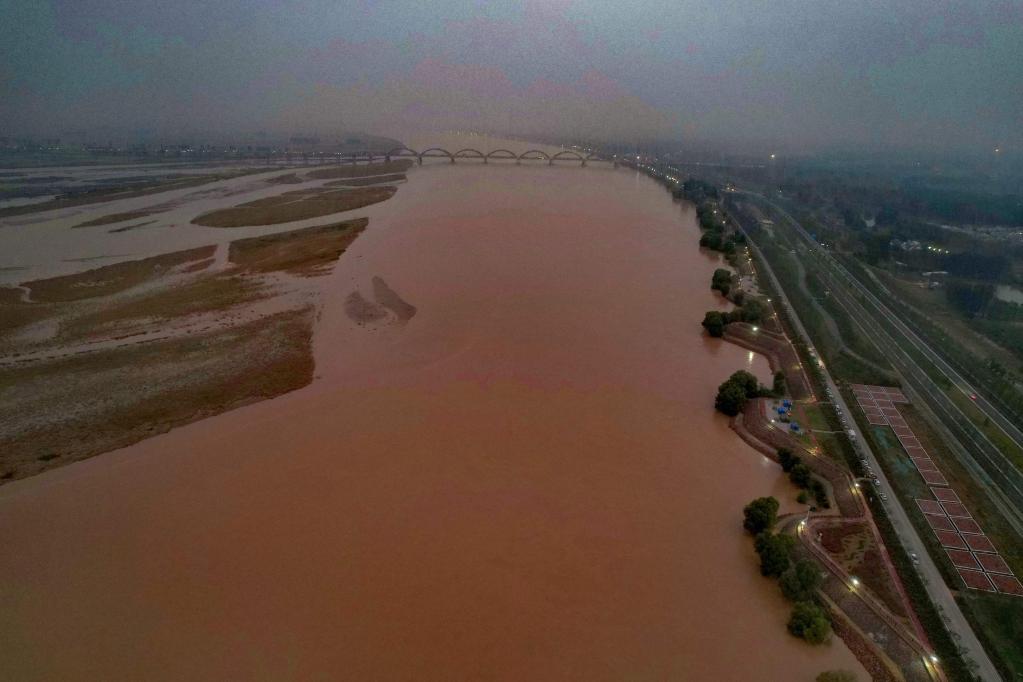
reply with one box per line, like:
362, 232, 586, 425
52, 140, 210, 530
2, 0, 1021, 156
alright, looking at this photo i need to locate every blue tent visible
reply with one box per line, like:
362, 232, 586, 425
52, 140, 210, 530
782, 400, 792, 408
777, 407, 787, 415
789, 422, 800, 431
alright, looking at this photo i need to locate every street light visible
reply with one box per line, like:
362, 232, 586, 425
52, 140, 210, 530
850, 576, 860, 588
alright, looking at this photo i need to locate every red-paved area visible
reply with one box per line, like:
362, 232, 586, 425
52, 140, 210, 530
946, 549, 982, 570
931, 487, 960, 502
924, 513, 955, 531
920, 470, 949, 486
975, 553, 1013, 575
964, 534, 996, 553
958, 568, 996, 591
989, 573, 1023, 596
952, 517, 983, 535
851, 384, 1016, 594
915, 499, 944, 515
941, 501, 971, 518
934, 530, 969, 549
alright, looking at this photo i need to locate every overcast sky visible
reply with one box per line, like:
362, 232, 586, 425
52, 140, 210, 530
1, 0, 1021, 154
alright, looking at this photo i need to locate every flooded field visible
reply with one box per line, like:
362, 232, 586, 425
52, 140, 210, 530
0, 152, 865, 679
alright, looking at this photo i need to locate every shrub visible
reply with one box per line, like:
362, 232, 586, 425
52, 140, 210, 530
780, 559, 822, 602
788, 601, 831, 644
702, 311, 725, 337
811, 479, 830, 509
789, 462, 812, 488
714, 381, 748, 416
754, 532, 795, 577
741, 298, 764, 323
743, 496, 780, 535
711, 268, 733, 295
777, 448, 797, 472
714, 370, 769, 416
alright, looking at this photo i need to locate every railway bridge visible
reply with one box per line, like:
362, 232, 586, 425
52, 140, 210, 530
385, 147, 614, 166
264, 148, 618, 167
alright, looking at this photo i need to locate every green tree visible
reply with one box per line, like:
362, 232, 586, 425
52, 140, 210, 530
743, 496, 780, 535
788, 601, 831, 644
701, 231, 723, 250
789, 462, 812, 489
711, 268, 733, 294
727, 370, 760, 397
754, 532, 795, 577
811, 480, 830, 509
777, 448, 797, 472
714, 381, 747, 416
702, 311, 725, 338
772, 371, 786, 396
780, 559, 822, 602
740, 298, 764, 323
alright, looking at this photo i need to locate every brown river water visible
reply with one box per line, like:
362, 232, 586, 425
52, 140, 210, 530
0, 161, 865, 680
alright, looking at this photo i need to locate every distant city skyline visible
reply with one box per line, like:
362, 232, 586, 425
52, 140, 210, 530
2, 1, 1021, 156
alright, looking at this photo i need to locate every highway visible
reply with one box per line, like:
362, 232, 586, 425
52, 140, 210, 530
741, 191, 1023, 532
741, 228, 1002, 682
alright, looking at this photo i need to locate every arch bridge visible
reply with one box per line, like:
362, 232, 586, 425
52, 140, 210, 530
262, 148, 617, 168
383, 147, 614, 166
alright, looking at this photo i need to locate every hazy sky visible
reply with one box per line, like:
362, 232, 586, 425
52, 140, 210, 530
1, 0, 1021, 154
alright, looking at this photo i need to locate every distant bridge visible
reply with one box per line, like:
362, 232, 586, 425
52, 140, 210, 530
386, 147, 613, 166
262, 148, 617, 167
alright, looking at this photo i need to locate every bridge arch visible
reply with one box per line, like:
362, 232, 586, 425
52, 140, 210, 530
385, 147, 419, 163
485, 149, 518, 161
518, 149, 551, 163
454, 148, 486, 163
551, 150, 586, 165
420, 147, 455, 164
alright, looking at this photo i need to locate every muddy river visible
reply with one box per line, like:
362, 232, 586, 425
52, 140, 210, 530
0, 157, 865, 679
